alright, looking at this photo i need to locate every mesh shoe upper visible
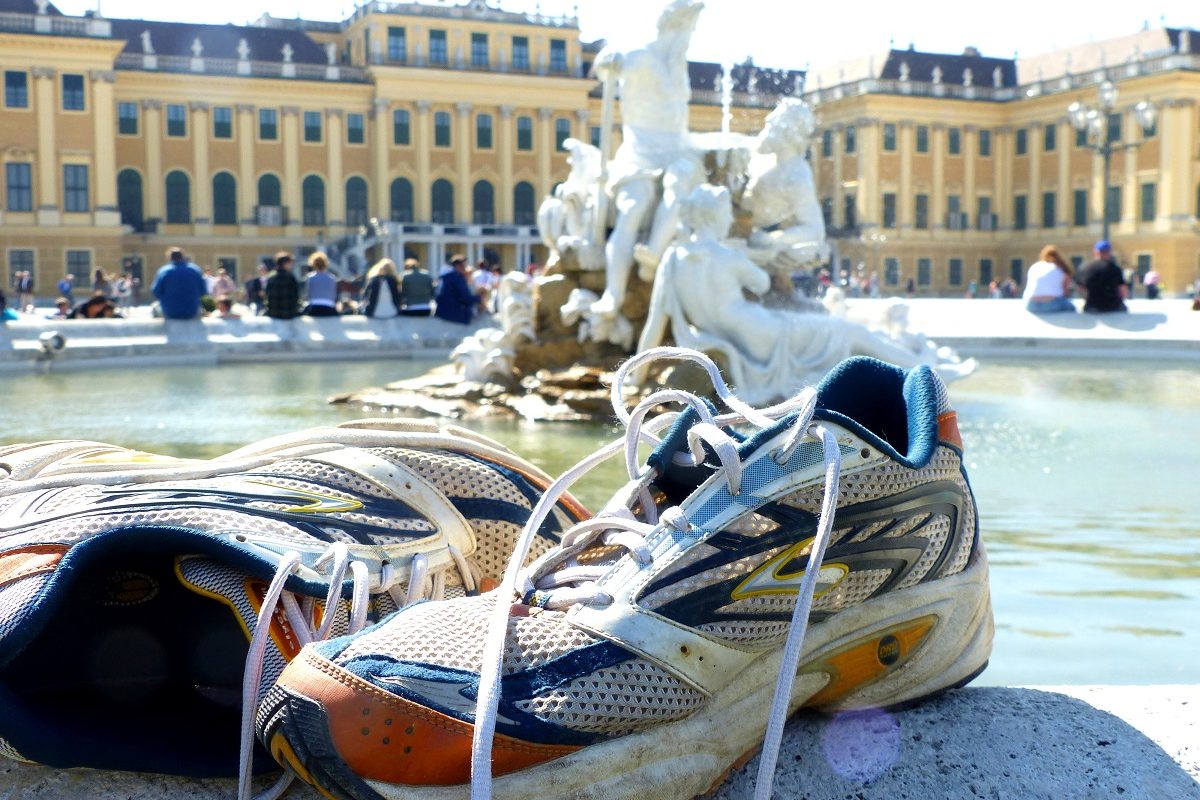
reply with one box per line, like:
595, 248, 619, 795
0, 419, 586, 777
265, 358, 988, 795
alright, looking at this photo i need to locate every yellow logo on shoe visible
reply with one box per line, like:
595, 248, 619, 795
245, 480, 364, 514
731, 538, 848, 600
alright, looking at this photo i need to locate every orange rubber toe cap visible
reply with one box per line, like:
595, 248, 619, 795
274, 648, 580, 786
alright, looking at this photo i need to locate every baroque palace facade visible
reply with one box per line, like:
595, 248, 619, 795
0, 0, 784, 289
0, 0, 1197, 294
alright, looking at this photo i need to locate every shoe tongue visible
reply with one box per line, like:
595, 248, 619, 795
175, 556, 306, 706
644, 405, 734, 506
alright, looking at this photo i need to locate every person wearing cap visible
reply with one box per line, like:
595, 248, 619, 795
264, 251, 300, 320
151, 246, 207, 320
1076, 240, 1127, 313
434, 254, 479, 325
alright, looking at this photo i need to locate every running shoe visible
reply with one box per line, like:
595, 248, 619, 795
0, 419, 586, 788
262, 349, 993, 800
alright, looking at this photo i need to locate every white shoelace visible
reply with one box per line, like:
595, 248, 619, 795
236, 542, 476, 800
469, 347, 843, 800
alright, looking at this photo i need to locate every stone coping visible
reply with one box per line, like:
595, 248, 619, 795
0, 685, 1195, 798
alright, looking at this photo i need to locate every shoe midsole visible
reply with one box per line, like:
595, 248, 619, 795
362, 549, 993, 800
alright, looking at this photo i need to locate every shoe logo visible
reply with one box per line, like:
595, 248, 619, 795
877, 634, 901, 666
242, 480, 364, 514
375, 674, 516, 726
84, 570, 159, 606
731, 538, 848, 601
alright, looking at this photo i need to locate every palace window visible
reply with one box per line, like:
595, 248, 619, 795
1073, 189, 1088, 226
345, 177, 368, 226
166, 104, 187, 137
948, 258, 963, 286
429, 30, 447, 66
431, 178, 454, 224
1105, 186, 1121, 223
257, 174, 281, 208
4, 71, 27, 108
1015, 128, 1027, 155
917, 258, 932, 286
471, 33, 488, 68
393, 109, 410, 145
884, 257, 900, 286
821, 129, 832, 157
948, 127, 960, 155
434, 111, 451, 147
476, 113, 493, 149
978, 129, 991, 156
550, 39, 567, 73
117, 169, 142, 228
212, 106, 232, 139
473, 180, 495, 224
66, 250, 91, 283
63, 164, 89, 212
512, 36, 529, 70
514, 181, 536, 225
347, 113, 365, 144
259, 108, 278, 141
915, 125, 929, 153
304, 111, 322, 143
1042, 192, 1056, 228
388, 27, 406, 62
6, 163, 32, 212
882, 123, 896, 152
979, 258, 993, 285
165, 170, 190, 223
118, 102, 138, 135
212, 172, 237, 225
555, 118, 570, 151
914, 193, 929, 229
517, 115, 533, 150
1140, 182, 1157, 222
302, 175, 325, 226
882, 193, 896, 228
1043, 123, 1056, 152
390, 178, 413, 222
1013, 194, 1027, 230
61, 74, 84, 111
844, 125, 856, 154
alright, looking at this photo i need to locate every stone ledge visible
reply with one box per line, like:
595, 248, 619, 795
1, 686, 1195, 799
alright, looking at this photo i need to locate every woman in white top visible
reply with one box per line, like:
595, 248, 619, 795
1022, 245, 1075, 313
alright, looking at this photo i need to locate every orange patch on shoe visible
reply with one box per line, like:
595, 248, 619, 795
277, 649, 579, 786
0, 545, 66, 589
802, 616, 936, 708
937, 411, 963, 449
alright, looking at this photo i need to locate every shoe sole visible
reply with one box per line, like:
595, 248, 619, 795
264, 546, 993, 800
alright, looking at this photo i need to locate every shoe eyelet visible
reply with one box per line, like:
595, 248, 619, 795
860, 448, 871, 459
770, 448, 788, 466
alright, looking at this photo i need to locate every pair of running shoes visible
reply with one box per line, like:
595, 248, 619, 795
0, 348, 992, 800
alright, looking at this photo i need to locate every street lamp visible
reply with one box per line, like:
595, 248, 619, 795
1067, 80, 1157, 244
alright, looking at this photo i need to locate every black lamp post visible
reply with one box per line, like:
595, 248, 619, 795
1067, 80, 1157, 244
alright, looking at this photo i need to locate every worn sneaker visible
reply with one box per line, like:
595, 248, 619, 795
262, 350, 992, 800
0, 418, 586, 784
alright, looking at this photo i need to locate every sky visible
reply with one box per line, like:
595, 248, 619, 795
56, 0, 1199, 71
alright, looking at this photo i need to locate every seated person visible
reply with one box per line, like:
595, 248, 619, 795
1022, 245, 1076, 313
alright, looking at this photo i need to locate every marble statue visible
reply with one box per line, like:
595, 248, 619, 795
237, 38, 250, 61
589, 0, 705, 318
992, 66, 1002, 88
466, 0, 972, 402
741, 99, 828, 275
326, 41, 337, 65
452, 272, 535, 383
191, 37, 203, 58
537, 138, 603, 266
899, 61, 910, 81
281, 43, 294, 63
636, 185, 971, 403
963, 67, 973, 87
140, 29, 154, 54
932, 65, 943, 85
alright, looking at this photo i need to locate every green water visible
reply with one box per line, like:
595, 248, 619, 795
2, 358, 1197, 687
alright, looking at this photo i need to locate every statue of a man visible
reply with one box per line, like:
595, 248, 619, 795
742, 98, 828, 274
589, 0, 705, 318
140, 29, 154, 55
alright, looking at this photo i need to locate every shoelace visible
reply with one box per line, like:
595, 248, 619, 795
237, 542, 477, 800
470, 346, 843, 800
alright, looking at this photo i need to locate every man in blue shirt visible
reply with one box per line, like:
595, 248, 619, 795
434, 254, 480, 325
151, 247, 207, 319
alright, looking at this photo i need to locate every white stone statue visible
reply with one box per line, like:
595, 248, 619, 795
899, 61, 909, 82
741, 98, 828, 274
35, 0, 49, 14
963, 67, 973, 87
1181, 30, 1191, 54
562, 288, 634, 350
932, 65, 943, 85
190, 37, 203, 58
589, 0, 705, 318
326, 41, 337, 65
237, 38, 250, 61
451, 272, 535, 383
992, 66, 1002, 88
537, 137, 602, 263
140, 29, 154, 54
636, 185, 970, 404
281, 43, 294, 64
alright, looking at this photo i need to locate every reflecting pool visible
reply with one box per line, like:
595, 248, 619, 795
1, 358, 1197, 688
